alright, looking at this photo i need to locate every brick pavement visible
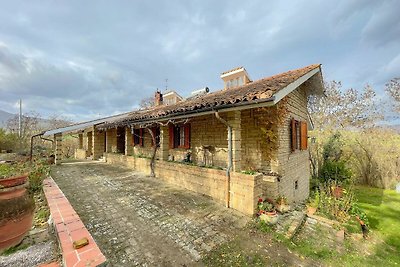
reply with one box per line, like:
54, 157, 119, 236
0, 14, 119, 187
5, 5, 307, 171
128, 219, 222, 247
51, 162, 249, 266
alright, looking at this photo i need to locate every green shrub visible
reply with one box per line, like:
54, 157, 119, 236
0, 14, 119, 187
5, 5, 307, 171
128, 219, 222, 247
28, 160, 50, 193
320, 160, 352, 183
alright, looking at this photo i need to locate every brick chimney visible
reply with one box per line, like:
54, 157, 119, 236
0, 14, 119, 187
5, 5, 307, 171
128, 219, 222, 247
154, 90, 163, 106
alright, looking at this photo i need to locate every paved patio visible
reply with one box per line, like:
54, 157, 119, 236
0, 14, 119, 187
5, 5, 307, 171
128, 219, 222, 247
51, 162, 249, 266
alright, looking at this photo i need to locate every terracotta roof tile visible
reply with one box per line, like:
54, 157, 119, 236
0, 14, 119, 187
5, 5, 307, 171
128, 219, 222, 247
99, 64, 321, 128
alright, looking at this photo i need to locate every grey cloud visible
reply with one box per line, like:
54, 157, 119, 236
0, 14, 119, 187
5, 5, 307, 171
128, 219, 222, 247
0, 0, 399, 121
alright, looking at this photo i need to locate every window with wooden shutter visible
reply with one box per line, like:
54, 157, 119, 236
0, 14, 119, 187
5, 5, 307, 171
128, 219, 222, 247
133, 129, 144, 146
169, 124, 191, 149
291, 118, 296, 152
300, 121, 308, 150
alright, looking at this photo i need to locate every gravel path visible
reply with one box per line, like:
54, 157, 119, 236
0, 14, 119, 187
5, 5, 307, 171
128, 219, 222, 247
0, 241, 56, 267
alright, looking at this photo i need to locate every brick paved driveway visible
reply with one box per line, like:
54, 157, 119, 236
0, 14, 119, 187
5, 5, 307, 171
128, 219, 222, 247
51, 162, 249, 266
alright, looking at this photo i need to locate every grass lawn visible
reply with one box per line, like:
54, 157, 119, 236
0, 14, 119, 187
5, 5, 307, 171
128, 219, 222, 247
353, 185, 400, 265
269, 185, 400, 267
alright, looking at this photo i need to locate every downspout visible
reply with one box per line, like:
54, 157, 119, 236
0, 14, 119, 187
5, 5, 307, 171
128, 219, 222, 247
214, 111, 232, 208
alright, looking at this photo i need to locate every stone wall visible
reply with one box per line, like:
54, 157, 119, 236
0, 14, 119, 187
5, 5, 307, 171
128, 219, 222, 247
274, 84, 311, 203
75, 148, 87, 159
105, 153, 262, 215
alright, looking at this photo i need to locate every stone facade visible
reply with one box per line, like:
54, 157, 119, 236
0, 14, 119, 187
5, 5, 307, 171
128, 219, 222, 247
273, 84, 311, 202
72, 85, 312, 211
105, 153, 262, 215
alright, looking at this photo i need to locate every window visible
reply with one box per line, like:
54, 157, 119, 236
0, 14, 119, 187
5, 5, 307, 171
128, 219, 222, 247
132, 128, 144, 146
290, 118, 307, 152
169, 124, 190, 149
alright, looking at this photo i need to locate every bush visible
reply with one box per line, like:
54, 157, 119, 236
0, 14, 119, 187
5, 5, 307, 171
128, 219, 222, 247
319, 160, 352, 183
28, 160, 50, 193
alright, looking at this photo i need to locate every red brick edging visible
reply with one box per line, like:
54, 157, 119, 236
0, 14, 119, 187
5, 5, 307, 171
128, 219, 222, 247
43, 177, 106, 267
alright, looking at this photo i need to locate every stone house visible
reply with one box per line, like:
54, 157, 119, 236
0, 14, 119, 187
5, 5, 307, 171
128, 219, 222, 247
44, 64, 324, 215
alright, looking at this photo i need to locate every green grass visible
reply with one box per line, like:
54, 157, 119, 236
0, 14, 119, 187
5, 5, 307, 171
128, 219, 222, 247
353, 185, 400, 265
1, 243, 30, 256
265, 185, 400, 267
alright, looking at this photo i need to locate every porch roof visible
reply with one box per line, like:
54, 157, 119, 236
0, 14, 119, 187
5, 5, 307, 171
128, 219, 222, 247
42, 112, 132, 136
98, 64, 323, 129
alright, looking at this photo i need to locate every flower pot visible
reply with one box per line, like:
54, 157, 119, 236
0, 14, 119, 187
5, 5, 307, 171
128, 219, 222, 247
332, 186, 343, 198
260, 211, 279, 225
0, 175, 34, 253
307, 206, 317, 215
276, 204, 290, 213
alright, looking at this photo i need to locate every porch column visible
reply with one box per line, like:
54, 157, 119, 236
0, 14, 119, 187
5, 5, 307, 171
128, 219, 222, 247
78, 134, 83, 149
106, 128, 117, 153
159, 125, 169, 161
54, 133, 62, 165
228, 111, 241, 172
92, 127, 105, 160
125, 127, 133, 156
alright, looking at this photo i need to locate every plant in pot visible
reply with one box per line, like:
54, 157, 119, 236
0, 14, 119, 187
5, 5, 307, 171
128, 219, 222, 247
275, 195, 290, 213
0, 162, 35, 253
257, 198, 279, 225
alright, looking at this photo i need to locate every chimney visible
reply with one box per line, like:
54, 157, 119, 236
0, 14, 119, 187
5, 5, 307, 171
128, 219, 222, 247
220, 67, 251, 90
154, 90, 163, 106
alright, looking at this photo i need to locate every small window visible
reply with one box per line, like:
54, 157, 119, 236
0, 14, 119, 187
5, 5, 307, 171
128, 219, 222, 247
169, 124, 190, 149
133, 129, 144, 146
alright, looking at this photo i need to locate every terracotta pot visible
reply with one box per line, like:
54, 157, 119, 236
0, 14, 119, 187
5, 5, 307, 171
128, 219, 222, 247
307, 206, 317, 215
0, 175, 34, 253
0, 174, 28, 188
332, 186, 343, 198
260, 211, 279, 225
276, 204, 290, 213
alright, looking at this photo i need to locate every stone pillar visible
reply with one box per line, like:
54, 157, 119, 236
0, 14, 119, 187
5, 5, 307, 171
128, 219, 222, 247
159, 126, 169, 161
92, 127, 105, 160
106, 128, 117, 153
54, 133, 62, 165
228, 111, 241, 172
78, 134, 83, 149
125, 127, 133, 156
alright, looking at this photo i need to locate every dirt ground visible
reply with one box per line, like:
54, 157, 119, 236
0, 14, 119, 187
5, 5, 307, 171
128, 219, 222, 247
51, 161, 319, 266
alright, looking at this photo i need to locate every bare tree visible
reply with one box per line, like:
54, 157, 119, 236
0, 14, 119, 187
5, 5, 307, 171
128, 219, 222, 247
139, 96, 155, 109
308, 81, 383, 131
386, 78, 400, 113
6, 111, 43, 152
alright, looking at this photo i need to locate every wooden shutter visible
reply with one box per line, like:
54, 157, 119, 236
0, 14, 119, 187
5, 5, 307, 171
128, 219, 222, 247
169, 125, 174, 149
300, 121, 308, 150
184, 124, 191, 149
139, 128, 144, 146
291, 118, 296, 152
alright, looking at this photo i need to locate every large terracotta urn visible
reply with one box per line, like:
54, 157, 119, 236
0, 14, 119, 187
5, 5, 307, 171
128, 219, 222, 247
0, 174, 35, 253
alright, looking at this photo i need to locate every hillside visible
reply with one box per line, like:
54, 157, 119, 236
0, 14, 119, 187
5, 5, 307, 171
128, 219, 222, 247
0, 110, 15, 128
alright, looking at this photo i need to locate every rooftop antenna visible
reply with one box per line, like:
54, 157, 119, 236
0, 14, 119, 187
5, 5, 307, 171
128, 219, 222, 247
165, 78, 168, 91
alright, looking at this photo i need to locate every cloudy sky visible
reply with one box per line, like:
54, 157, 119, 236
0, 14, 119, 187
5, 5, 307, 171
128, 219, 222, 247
0, 0, 399, 122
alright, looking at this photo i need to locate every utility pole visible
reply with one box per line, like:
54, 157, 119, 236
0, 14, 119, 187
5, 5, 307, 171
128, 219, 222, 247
18, 99, 22, 152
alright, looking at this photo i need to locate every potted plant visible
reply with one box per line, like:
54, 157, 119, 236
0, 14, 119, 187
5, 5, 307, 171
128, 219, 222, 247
257, 198, 279, 225
0, 162, 35, 253
275, 195, 290, 213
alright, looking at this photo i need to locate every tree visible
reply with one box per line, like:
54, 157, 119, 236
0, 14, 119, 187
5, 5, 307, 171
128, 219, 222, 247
6, 111, 43, 152
308, 81, 382, 131
139, 96, 155, 109
385, 78, 400, 113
